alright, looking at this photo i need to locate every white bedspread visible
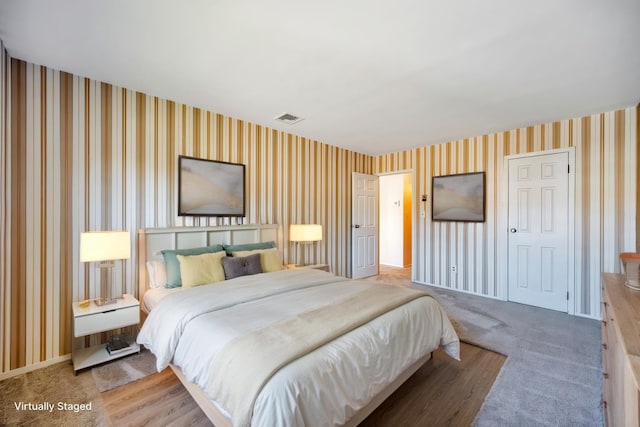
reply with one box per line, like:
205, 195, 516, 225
142, 286, 180, 312
137, 269, 459, 427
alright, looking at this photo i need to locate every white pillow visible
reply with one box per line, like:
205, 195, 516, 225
146, 260, 167, 289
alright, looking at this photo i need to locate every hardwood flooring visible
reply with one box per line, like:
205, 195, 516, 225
360, 343, 505, 426
102, 367, 212, 427
101, 342, 504, 427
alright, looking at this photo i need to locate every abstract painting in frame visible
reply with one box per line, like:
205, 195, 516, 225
178, 155, 246, 217
432, 172, 485, 222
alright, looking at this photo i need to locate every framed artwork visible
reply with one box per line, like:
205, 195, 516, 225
178, 155, 245, 217
432, 172, 485, 222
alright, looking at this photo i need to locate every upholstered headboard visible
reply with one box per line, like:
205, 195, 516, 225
137, 225, 280, 299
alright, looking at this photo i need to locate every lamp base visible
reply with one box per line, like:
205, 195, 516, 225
95, 297, 119, 306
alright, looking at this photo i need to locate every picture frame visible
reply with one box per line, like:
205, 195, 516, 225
432, 172, 485, 222
178, 155, 246, 217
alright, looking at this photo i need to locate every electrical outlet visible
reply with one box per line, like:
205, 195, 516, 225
451, 265, 456, 273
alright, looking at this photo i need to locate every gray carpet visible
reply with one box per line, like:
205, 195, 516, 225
417, 283, 603, 427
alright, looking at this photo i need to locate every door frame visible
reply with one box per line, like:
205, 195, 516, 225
375, 169, 416, 281
497, 147, 576, 315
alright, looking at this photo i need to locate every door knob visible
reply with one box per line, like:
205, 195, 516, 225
510, 228, 517, 233
353, 224, 360, 228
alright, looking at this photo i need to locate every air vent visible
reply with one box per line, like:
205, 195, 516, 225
274, 113, 305, 125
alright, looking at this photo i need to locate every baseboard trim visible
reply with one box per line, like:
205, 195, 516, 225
0, 354, 71, 380
413, 281, 505, 301
414, 281, 601, 319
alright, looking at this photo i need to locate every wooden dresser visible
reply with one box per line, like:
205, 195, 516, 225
601, 273, 640, 426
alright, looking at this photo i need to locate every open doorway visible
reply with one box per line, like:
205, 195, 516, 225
379, 172, 412, 269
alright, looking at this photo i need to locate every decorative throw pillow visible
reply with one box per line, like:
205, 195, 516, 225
161, 244, 224, 288
232, 248, 283, 273
222, 241, 275, 256
176, 251, 226, 289
221, 253, 263, 280
145, 260, 167, 289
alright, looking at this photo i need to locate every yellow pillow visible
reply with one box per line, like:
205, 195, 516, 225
176, 251, 226, 288
232, 248, 283, 273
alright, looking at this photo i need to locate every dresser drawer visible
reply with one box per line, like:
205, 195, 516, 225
74, 306, 139, 337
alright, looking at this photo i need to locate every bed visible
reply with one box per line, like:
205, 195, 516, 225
136, 225, 460, 427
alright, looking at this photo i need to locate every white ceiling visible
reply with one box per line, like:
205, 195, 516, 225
1, 0, 639, 156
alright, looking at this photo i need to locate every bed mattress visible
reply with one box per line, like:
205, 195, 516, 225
137, 268, 459, 427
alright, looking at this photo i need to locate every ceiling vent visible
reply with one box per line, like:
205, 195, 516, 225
274, 113, 304, 125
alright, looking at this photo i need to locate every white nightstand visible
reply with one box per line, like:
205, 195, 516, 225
286, 264, 330, 272
72, 294, 140, 372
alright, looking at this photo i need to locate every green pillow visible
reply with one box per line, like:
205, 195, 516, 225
162, 244, 224, 288
222, 241, 275, 256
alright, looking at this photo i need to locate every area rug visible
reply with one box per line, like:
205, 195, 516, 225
0, 360, 109, 426
0, 348, 158, 426
92, 348, 158, 392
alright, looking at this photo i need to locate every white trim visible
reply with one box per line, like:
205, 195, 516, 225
574, 312, 600, 321
0, 354, 71, 381
375, 168, 413, 177
567, 148, 576, 315
375, 169, 417, 282
414, 281, 504, 301
498, 147, 576, 314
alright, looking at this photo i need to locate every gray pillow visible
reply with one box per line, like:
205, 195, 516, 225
221, 253, 263, 279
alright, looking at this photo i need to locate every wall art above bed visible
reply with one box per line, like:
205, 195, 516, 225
432, 172, 485, 222
178, 155, 246, 217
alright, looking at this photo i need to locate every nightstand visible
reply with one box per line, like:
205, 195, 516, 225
72, 294, 140, 372
286, 264, 330, 272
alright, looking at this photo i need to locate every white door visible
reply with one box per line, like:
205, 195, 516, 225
352, 172, 379, 279
507, 152, 569, 312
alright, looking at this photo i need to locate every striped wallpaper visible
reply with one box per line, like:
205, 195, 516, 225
375, 107, 638, 318
0, 43, 638, 374
0, 42, 7, 374
0, 53, 372, 374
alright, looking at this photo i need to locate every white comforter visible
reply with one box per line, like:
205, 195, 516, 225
137, 269, 460, 427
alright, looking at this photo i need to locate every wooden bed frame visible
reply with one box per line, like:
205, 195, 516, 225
137, 225, 432, 426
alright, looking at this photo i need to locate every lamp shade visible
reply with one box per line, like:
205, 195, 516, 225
80, 231, 130, 262
289, 224, 322, 242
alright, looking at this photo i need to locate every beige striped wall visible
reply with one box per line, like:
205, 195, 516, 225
375, 107, 638, 318
1, 43, 638, 374
0, 54, 372, 374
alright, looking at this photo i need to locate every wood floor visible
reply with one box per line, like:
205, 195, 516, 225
102, 342, 505, 427
361, 343, 504, 426
102, 366, 212, 427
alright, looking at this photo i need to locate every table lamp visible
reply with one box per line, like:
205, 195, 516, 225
80, 231, 130, 306
289, 224, 322, 266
